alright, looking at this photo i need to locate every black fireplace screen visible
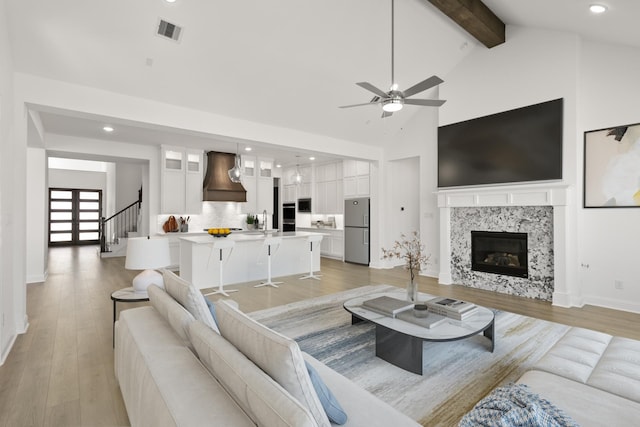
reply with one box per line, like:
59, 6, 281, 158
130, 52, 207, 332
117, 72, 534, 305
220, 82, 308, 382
471, 231, 528, 278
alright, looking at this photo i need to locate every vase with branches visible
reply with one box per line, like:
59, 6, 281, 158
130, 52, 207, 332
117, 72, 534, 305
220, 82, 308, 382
381, 231, 431, 302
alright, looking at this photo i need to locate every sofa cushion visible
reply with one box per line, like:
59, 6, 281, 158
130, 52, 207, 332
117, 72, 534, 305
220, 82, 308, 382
533, 327, 640, 403
162, 269, 219, 333
587, 336, 640, 403
189, 320, 318, 427
518, 370, 640, 427
115, 307, 254, 427
147, 284, 195, 349
533, 328, 612, 383
216, 300, 330, 427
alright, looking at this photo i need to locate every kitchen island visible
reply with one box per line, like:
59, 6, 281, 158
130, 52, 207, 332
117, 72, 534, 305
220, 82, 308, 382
178, 231, 325, 290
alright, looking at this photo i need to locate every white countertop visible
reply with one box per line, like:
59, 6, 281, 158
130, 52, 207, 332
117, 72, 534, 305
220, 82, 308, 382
179, 230, 326, 244
297, 227, 343, 232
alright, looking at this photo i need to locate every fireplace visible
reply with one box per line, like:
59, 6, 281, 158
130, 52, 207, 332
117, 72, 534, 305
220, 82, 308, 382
471, 231, 528, 278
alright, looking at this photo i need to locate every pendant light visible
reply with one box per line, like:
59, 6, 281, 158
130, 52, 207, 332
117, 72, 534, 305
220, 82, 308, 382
228, 143, 242, 183
293, 156, 303, 185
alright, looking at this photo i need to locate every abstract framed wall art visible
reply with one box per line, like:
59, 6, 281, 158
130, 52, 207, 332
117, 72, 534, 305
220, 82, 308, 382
583, 122, 640, 208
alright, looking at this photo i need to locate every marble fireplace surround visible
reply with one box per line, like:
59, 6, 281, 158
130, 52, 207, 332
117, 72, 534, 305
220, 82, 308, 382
437, 183, 572, 306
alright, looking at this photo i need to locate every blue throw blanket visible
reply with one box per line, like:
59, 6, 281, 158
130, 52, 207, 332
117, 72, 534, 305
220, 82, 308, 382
459, 383, 580, 427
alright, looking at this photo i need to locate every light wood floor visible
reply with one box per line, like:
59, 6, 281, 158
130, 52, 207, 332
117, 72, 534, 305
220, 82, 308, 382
1, 245, 639, 426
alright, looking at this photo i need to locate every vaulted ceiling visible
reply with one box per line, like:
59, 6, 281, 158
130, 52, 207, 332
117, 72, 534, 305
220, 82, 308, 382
6, 0, 640, 164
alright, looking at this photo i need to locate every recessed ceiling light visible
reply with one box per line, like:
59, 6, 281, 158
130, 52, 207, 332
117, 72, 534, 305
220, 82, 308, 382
276, 164, 282, 168
589, 4, 607, 14
244, 147, 252, 151
165, 0, 177, 3
103, 125, 114, 133
309, 157, 315, 161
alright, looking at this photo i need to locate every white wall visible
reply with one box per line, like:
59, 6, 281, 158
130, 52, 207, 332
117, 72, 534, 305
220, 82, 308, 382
0, 0, 20, 365
115, 162, 142, 211
48, 169, 108, 197
26, 147, 47, 283
377, 106, 440, 277
440, 25, 640, 313
577, 41, 640, 312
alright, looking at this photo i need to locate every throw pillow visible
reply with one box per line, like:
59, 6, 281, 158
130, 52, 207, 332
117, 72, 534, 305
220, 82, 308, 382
305, 360, 348, 425
161, 269, 220, 334
204, 297, 218, 325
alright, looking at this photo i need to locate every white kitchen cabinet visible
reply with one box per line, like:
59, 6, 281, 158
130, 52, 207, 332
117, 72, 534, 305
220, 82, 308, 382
322, 229, 344, 259
283, 184, 296, 203
161, 146, 203, 214
299, 227, 343, 259
343, 159, 370, 198
297, 182, 312, 199
242, 155, 274, 214
314, 161, 343, 214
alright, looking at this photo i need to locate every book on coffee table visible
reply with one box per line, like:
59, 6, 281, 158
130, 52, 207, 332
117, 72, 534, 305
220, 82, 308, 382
396, 310, 447, 329
425, 297, 478, 320
362, 296, 414, 318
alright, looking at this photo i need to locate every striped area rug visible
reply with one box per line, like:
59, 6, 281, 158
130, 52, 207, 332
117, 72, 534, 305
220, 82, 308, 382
250, 284, 571, 426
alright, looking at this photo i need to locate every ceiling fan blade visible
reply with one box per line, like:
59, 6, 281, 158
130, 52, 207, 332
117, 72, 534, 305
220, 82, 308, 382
381, 110, 393, 118
402, 76, 444, 98
403, 98, 447, 107
339, 100, 382, 109
356, 82, 389, 98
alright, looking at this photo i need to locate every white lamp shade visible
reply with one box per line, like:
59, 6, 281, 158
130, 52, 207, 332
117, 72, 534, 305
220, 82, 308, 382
125, 237, 171, 293
125, 237, 171, 270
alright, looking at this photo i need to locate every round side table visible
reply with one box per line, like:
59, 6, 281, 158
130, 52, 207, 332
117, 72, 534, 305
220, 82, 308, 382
111, 286, 149, 347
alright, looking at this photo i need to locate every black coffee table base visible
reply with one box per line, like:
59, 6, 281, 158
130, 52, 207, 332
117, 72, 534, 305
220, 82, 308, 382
353, 315, 495, 375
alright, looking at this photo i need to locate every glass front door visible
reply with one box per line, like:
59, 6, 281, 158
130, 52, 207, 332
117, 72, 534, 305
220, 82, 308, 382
49, 188, 102, 246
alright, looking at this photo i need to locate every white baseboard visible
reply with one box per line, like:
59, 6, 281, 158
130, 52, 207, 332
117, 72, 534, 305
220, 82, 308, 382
26, 270, 47, 284
581, 294, 640, 315
0, 333, 17, 366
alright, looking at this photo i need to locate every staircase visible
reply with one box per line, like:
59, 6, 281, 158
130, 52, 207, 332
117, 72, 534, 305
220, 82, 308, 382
100, 188, 142, 258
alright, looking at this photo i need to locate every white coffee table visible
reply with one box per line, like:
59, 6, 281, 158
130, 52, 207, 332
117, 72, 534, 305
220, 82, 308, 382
343, 289, 495, 375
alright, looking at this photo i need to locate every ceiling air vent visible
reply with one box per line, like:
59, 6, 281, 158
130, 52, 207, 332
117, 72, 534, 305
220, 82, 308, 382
156, 18, 183, 42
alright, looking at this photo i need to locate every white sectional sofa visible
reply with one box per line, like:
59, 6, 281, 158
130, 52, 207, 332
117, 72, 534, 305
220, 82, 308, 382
517, 327, 640, 426
462, 326, 640, 425
114, 270, 420, 427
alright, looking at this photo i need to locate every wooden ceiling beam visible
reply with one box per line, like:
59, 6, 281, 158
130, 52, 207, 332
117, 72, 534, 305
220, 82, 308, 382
425, 0, 505, 48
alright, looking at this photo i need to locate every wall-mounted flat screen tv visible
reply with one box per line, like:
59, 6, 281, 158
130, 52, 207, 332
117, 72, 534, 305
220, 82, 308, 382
438, 98, 563, 188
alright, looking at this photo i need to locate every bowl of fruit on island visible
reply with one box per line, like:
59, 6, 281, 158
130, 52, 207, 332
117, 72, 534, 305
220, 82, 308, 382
208, 228, 231, 237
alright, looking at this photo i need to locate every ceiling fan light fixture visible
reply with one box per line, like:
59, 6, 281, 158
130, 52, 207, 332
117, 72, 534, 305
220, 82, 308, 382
589, 4, 607, 14
382, 98, 403, 112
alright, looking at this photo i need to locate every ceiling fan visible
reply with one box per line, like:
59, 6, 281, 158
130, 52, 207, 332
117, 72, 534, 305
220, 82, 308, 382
339, 0, 446, 118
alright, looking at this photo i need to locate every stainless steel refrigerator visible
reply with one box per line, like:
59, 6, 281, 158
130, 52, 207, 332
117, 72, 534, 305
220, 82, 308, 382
344, 198, 370, 265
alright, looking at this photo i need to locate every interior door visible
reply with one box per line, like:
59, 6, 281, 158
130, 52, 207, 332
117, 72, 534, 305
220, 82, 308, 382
49, 188, 102, 246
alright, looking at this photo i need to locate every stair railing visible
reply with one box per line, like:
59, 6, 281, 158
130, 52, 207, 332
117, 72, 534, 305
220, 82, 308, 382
100, 188, 142, 253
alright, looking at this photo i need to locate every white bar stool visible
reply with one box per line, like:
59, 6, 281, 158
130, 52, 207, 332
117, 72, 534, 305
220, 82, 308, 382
300, 234, 323, 280
255, 237, 283, 288
204, 239, 238, 297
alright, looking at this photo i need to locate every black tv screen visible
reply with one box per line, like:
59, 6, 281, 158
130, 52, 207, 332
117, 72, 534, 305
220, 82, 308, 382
438, 98, 563, 188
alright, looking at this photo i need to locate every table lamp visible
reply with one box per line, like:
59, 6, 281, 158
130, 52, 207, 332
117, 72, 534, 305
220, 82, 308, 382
125, 236, 171, 293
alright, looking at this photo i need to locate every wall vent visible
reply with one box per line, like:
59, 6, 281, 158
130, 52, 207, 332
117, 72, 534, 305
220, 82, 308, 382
156, 18, 183, 42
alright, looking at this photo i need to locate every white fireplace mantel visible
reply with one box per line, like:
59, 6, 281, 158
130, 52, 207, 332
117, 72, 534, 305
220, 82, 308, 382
436, 182, 576, 307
